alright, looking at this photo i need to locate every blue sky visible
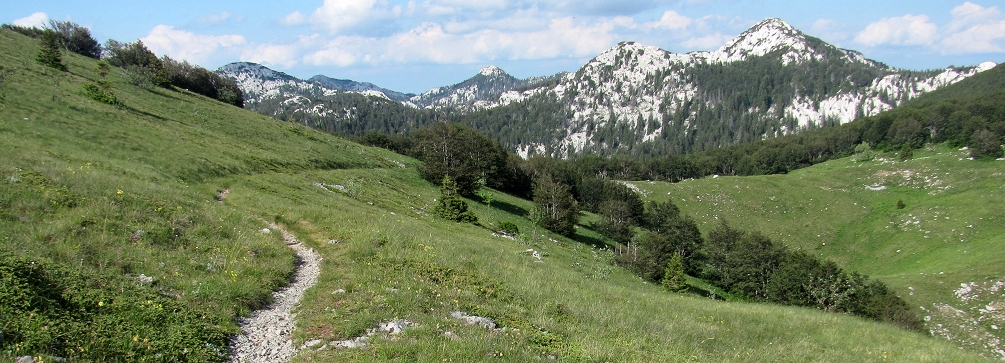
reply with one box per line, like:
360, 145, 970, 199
7, 1, 1005, 94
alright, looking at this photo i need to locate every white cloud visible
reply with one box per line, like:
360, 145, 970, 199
309, 0, 401, 34
940, 2, 1005, 54
303, 17, 620, 67
810, 18, 848, 43
682, 33, 730, 50
12, 12, 48, 28
280, 11, 306, 26
855, 14, 938, 46
197, 11, 232, 25
141, 25, 246, 65
646, 10, 692, 30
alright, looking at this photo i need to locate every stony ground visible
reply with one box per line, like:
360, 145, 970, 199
228, 224, 320, 363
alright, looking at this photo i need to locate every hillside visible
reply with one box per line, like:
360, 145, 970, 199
0, 29, 990, 362
629, 146, 1005, 359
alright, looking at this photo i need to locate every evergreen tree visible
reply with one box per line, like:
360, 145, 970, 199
36, 29, 66, 71
897, 143, 913, 161
661, 253, 688, 293
433, 175, 477, 223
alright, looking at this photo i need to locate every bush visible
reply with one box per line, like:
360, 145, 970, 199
2, 24, 44, 38
497, 221, 519, 235
970, 129, 1003, 159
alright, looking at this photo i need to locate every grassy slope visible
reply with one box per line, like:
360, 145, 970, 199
0, 30, 988, 362
629, 146, 1005, 359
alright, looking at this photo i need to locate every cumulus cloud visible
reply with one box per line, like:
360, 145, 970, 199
854, 14, 937, 46
141, 25, 246, 64
12, 12, 48, 28
309, 0, 402, 35
646, 11, 692, 30
280, 11, 306, 26
682, 32, 730, 50
303, 17, 620, 67
854, 2, 1005, 55
810, 19, 848, 44
940, 2, 1005, 54
197, 11, 233, 25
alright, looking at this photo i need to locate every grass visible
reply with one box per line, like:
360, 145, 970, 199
0, 29, 992, 361
628, 145, 1005, 359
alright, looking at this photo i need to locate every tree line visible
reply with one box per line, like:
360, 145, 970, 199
376, 120, 922, 331
5, 22, 244, 107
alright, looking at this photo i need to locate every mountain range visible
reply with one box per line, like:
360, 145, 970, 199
218, 18, 997, 158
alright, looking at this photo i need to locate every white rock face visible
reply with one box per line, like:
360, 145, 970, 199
469, 19, 996, 156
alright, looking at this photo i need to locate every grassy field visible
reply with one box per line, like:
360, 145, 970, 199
628, 146, 1005, 359
0, 29, 992, 361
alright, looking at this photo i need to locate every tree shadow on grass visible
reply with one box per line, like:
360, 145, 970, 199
491, 200, 528, 218
571, 230, 612, 250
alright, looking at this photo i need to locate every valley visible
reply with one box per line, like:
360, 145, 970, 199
1, 12, 1003, 363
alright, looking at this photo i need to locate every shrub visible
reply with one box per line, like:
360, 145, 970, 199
497, 221, 519, 235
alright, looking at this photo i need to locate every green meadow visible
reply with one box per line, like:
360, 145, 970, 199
629, 146, 1005, 358
0, 29, 991, 361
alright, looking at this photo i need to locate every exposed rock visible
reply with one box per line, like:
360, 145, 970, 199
228, 224, 321, 363
451, 311, 496, 329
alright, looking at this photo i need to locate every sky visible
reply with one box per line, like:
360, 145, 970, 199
7, 1, 1005, 94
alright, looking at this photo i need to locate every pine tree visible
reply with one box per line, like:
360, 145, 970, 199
36, 29, 66, 71
433, 175, 477, 223
661, 253, 688, 293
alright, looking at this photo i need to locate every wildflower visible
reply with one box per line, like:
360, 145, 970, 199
116, 189, 123, 195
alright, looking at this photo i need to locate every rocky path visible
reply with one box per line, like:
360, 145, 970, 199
229, 224, 320, 363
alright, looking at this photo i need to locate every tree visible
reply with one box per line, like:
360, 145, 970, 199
853, 141, 874, 162
660, 253, 688, 293
48, 20, 101, 59
970, 129, 1003, 159
433, 175, 477, 223
532, 175, 579, 236
897, 143, 913, 161
103, 39, 169, 87
36, 29, 66, 71
413, 122, 508, 196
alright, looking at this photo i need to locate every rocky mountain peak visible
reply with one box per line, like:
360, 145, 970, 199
478, 65, 507, 77
714, 18, 813, 63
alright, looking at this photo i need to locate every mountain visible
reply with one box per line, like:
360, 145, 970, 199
465, 18, 996, 157
217, 62, 439, 134
309, 74, 415, 102
407, 65, 567, 109
220, 18, 996, 159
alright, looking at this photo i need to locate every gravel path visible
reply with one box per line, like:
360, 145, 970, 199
229, 224, 320, 363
